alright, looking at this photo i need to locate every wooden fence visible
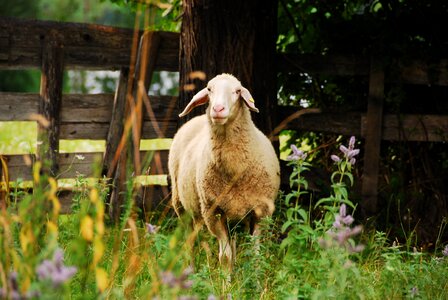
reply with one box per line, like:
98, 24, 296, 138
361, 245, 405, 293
1, 17, 447, 215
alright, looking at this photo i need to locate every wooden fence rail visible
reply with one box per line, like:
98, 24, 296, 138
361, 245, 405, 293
1, 17, 448, 215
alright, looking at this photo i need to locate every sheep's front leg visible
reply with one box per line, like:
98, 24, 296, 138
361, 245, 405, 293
204, 211, 234, 270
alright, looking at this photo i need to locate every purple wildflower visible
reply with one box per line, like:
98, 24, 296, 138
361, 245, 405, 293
442, 245, 448, 256
333, 136, 360, 165
160, 266, 194, 290
331, 155, 341, 163
349, 136, 356, 149
287, 144, 307, 161
333, 204, 355, 228
410, 286, 419, 297
322, 204, 364, 253
340, 145, 350, 156
36, 248, 77, 287
146, 223, 160, 234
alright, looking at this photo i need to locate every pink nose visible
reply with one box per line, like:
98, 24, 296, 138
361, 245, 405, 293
213, 104, 225, 112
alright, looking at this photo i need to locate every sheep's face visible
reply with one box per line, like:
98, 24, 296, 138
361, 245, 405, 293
207, 76, 242, 125
178, 74, 259, 123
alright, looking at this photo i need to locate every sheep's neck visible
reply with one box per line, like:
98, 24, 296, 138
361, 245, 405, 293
210, 110, 253, 176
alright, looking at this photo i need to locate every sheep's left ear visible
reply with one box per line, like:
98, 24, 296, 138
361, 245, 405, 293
240, 87, 259, 113
178, 88, 209, 117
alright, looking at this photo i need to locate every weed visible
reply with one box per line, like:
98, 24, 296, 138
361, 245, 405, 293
1, 137, 447, 299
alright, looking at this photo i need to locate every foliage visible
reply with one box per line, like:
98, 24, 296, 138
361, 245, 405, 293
278, 0, 448, 243
1, 137, 448, 299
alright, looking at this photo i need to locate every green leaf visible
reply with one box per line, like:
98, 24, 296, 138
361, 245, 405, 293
285, 193, 296, 206
372, 1, 382, 12
331, 171, 341, 184
297, 208, 308, 222
281, 220, 294, 233
315, 196, 335, 208
346, 172, 354, 186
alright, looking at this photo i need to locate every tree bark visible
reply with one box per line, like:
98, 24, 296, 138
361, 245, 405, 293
179, 0, 278, 134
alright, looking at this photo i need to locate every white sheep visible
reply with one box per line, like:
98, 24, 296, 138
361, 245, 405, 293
168, 73, 280, 268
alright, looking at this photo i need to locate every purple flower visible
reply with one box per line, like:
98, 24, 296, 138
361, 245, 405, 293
347, 244, 365, 253
331, 155, 341, 163
349, 136, 356, 150
340, 145, 350, 156
347, 149, 360, 159
36, 248, 77, 287
410, 286, 419, 297
323, 204, 364, 253
333, 136, 360, 165
146, 223, 160, 234
340, 203, 347, 217
160, 266, 194, 290
442, 245, 448, 256
287, 144, 307, 161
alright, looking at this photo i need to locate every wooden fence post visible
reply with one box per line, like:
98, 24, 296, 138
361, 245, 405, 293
37, 31, 64, 177
103, 67, 130, 178
361, 57, 384, 216
105, 32, 161, 222
131, 31, 161, 175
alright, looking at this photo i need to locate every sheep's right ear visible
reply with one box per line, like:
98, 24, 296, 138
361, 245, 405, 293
178, 88, 209, 117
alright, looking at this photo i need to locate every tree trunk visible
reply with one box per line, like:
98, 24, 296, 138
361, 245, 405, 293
179, 0, 278, 134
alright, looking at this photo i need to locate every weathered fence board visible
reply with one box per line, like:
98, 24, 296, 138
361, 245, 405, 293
0, 17, 178, 70
3, 150, 169, 181
0, 93, 178, 121
277, 53, 448, 86
277, 54, 370, 76
0, 93, 179, 139
362, 114, 448, 142
277, 109, 362, 137
278, 108, 448, 142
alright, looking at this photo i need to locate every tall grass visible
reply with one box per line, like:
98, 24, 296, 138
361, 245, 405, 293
1, 136, 447, 299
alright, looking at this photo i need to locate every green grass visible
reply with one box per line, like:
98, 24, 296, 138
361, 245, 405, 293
0, 122, 37, 154
1, 137, 447, 299
3, 194, 447, 299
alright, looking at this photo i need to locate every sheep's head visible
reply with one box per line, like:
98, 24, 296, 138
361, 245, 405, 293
178, 74, 259, 125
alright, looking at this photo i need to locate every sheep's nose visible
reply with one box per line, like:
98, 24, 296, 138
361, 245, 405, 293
213, 104, 225, 112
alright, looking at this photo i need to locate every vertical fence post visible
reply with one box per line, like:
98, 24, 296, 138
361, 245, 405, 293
38, 31, 64, 177
131, 31, 161, 175
361, 56, 384, 216
104, 32, 161, 222
103, 67, 130, 178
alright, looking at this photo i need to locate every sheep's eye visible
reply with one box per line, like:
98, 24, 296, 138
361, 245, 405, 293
235, 89, 241, 94
207, 87, 211, 92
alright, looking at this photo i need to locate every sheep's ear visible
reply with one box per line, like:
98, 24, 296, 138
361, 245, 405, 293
240, 87, 259, 113
178, 88, 209, 117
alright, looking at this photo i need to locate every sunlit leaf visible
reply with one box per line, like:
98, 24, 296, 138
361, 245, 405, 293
96, 267, 109, 292
81, 216, 94, 242
93, 236, 104, 266
90, 188, 99, 204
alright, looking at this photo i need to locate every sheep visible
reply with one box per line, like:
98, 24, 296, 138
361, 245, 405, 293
168, 73, 280, 268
